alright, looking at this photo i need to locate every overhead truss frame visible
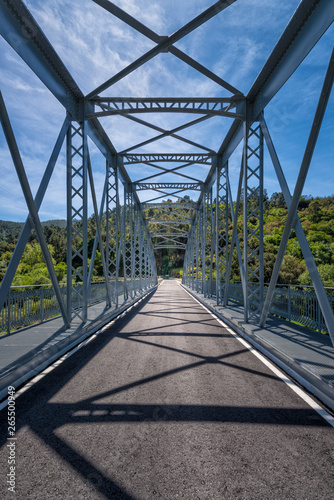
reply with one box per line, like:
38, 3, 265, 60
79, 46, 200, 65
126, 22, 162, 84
0, 0, 333, 346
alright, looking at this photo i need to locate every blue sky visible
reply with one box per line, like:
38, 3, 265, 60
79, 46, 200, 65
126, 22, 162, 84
0, 0, 333, 222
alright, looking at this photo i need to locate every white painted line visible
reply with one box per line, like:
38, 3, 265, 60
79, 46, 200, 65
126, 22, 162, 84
180, 283, 334, 427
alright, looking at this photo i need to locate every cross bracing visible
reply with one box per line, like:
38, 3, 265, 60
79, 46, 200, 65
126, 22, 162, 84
0, 0, 333, 347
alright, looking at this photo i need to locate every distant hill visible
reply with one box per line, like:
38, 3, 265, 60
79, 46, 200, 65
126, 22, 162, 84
0, 220, 24, 240
0, 219, 67, 239
41, 219, 67, 229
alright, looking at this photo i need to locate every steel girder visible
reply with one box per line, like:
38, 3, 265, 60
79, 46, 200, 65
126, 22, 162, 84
242, 121, 264, 323
142, 202, 196, 211
0, 0, 333, 342
106, 160, 120, 307
215, 159, 229, 305
122, 154, 214, 165
135, 182, 203, 191
88, 97, 244, 120
66, 122, 89, 322
86, 0, 238, 98
92, 0, 242, 95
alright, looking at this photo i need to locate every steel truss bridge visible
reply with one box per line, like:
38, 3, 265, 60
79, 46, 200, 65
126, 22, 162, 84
0, 0, 333, 347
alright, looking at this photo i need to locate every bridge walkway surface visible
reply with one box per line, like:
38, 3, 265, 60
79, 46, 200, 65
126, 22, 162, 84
0, 280, 334, 499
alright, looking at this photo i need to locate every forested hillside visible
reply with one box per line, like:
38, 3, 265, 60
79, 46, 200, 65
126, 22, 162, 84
0, 193, 333, 288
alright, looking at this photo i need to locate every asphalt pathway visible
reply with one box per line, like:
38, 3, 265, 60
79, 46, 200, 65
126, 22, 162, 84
0, 280, 333, 499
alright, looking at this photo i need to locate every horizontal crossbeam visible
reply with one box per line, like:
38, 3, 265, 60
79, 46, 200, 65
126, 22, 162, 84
134, 182, 203, 191
153, 245, 186, 250
147, 219, 191, 225
151, 232, 188, 237
142, 202, 196, 209
88, 97, 244, 119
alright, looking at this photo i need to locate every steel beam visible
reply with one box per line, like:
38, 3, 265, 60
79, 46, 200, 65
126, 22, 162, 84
224, 159, 246, 306
243, 120, 264, 322
87, 152, 111, 307
0, 0, 81, 118
134, 182, 203, 191
122, 154, 214, 165
215, 158, 229, 305
142, 202, 196, 210
120, 115, 213, 154
89, 97, 244, 119
106, 160, 120, 307
66, 122, 89, 322
249, 0, 334, 119
92, 0, 242, 95
136, 161, 203, 184
87, 0, 237, 97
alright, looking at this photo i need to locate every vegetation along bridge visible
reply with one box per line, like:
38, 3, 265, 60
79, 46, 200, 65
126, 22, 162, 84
0, 1, 334, 498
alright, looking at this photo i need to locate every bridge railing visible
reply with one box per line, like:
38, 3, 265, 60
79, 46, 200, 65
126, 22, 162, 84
189, 279, 334, 335
0, 278, 154, 336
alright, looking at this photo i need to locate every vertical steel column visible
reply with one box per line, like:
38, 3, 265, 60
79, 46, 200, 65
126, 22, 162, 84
199, 203, 205, 294
183, 235, 190, 287
191, 227, 196, 290
243, 119, 264, 322
216, 158, 229, 305
106, 160, 120, 307
66, 121, 88, 322
87, 153, 111, 308
147, 243, 155, 287
225, 172, 246, 306
145, 234, 150, 289
196, 210, 202, 293
203, 189, 214, 297
188, 227, 193, 288
138, 216, 144, 293
132, 206, 141, 295
122, 186, 135, 299
188, 235, 192, 288
187, 228, 192, 288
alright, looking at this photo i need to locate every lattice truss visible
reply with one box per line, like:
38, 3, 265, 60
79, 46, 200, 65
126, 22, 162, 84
0, 0, 333, 342
67, 123, 88, 321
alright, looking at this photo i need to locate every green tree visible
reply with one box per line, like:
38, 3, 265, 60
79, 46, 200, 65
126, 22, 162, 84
278, 255, 306, 285
299, 264, 334, 288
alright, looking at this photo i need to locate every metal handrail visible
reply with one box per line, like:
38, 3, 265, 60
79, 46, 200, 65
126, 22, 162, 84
0, 278, 154, 336
184, 278, 334, 335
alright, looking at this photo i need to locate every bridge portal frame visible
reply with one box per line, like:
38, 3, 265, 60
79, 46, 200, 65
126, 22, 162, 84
0, 0, 333, 345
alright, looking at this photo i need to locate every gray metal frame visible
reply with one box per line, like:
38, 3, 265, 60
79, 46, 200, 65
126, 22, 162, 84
0, 0, 333, 344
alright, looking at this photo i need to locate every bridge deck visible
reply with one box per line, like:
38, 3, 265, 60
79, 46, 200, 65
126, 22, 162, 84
0, 280, 333, 499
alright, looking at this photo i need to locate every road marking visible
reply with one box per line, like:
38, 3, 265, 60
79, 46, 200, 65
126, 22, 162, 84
179, 283, 334, 427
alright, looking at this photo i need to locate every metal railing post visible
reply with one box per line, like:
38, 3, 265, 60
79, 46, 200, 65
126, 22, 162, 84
7, 290, 10, 335
40, 286, 44, 323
